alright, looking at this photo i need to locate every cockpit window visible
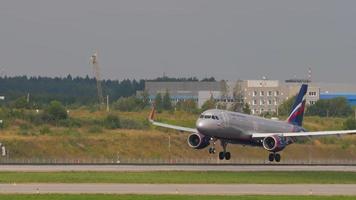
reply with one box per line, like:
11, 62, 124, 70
199, 115, 204, 118
204, 115, 211, 119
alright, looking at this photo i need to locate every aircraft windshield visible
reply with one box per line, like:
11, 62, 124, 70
200, 115, 219, 120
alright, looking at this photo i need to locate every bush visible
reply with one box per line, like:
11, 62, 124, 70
39, 126, 51, 135
343, 118, 356, 130
113, 96, 143, 112
43, 101, 68, 122
88, 125, 103, 133
18, 123, 32, 135
103, 114, 121, 129
58, 118, 82, 128
120, 118, 148, 129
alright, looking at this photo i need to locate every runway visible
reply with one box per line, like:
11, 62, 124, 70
0, 164, 356, 172
0, 183, 355, 195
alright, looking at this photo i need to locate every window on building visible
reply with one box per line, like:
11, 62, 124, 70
268, 91, 272, 96
253, 99, 257, 105
274, 91, 279, 96
274, 98, 278, 105
260, 91, 264, 96
260, 99, 265, 105
253, 91, 257, 96
309, 101, 316, 105
268, 100, 272, 105
309, 91, 317, 96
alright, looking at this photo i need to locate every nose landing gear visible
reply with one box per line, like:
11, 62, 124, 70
208, 138, 217, 154
268, 152, 281, 162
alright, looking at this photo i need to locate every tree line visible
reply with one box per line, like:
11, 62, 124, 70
0, 75, 144, 107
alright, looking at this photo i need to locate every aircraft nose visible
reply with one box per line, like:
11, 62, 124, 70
196, 119, 215, 134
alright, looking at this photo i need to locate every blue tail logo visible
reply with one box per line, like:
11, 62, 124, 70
287, 84, 308, 126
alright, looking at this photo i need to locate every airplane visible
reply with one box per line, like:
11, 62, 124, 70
149, 84, 356, 162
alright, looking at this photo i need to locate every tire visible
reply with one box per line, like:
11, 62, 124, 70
225, 152, 231, 160
275, 154, 281, 162
268, 153, 274, 162
219, 152, 225, 160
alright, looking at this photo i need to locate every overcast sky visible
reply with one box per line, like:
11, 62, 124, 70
1, 0, 356, 82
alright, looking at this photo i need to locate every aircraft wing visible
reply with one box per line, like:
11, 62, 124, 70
148, 106, 197, 133
252, 130, 356, 138
150, 120, 197, 133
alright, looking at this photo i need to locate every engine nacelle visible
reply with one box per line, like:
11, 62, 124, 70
262, 135, 286, 152
187, 133, 210, 149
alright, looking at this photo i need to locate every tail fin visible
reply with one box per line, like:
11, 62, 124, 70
287, 84, 308, 126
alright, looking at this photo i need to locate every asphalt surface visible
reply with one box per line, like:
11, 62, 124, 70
0, 183, 355, 195
1, 164, 356, 172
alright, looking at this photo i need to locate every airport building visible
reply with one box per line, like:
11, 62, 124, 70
142, 79, 322, 115
143, 81, 227, 108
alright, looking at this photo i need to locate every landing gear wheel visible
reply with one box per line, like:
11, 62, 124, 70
275, 154, 281, 162
268, 153, 274, 162
225, 152, 231, 160
208, 147, 216, 154
219, 152, 225, 160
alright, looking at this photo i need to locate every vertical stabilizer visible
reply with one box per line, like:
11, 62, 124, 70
287, 84, 308, 126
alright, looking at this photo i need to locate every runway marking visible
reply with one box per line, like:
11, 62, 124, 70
0, 165, 356, 172
0, 184, 355, 195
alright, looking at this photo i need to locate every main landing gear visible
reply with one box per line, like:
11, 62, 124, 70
208, 139, 231, 160
268, 152, 281, 162
218, 140, 231, 160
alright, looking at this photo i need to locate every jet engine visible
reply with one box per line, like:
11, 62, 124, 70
187, 133, 210, 149
262, 135, 286, 152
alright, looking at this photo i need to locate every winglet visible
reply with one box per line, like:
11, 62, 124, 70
148, 104, 156, 122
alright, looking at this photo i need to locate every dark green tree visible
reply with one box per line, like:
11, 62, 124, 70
201, 95, 216, 111
155, 93, 163, 112
140, 90, 150, 109
242, 103, 251, 114
43, 100, 68, 121
176, 99, 198, 113
278, 96, 296, 116
306, 97, 353, 117
13, 96, 29, 109
162, 90, 172, 110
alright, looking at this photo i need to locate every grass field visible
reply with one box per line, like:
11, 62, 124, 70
0, 194, 354, 200
0, 109, 356, 160
1, 171, 356, 184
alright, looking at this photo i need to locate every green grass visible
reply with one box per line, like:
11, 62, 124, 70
1, 171, 356, 184
0, 195, 354, 200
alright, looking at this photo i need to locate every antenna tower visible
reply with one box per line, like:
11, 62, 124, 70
90, 50, 104, 106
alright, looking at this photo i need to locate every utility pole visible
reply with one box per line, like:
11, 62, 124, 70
106, 95, 110, 112
90, 50, 105, 107
0, 95, 6, 157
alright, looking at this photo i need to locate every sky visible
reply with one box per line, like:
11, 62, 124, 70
0, 0, 356, 82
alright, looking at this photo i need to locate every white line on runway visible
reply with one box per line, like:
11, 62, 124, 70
0, 184, 356, 195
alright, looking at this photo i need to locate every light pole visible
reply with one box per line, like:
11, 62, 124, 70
0, 95, 5, 157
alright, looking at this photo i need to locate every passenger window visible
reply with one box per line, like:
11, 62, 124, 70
215, 116, 219, 120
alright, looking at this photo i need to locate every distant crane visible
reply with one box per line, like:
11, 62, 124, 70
90, 50, 105, 106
